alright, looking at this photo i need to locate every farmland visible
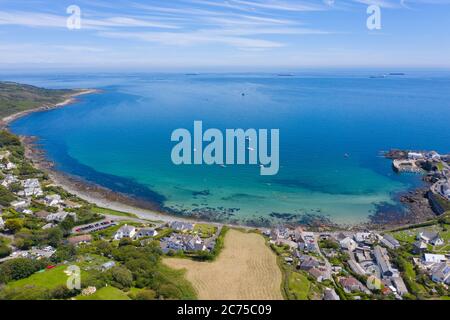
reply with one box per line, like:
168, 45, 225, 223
163, 229, 283, 300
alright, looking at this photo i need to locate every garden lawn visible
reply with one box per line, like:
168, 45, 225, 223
7, 265, 87, 291
288, 272, 310, 300
76, 286, 131, 300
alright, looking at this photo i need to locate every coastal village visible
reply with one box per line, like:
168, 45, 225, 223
0, 83, 449, 300
0, 124, 449, 300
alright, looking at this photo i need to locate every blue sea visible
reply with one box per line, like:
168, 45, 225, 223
5, 71, 450, 225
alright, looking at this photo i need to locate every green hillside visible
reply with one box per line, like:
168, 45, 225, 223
0, 81, 77, 118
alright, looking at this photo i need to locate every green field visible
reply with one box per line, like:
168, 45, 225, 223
7, 265, 87, 291
76, 286, 131, 300
90, 206, 139, 219
0, 81, 76, 118
288, 272, 311, 300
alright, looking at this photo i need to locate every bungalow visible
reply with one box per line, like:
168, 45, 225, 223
114, 224, 137, 240
10, 199, 28, 209
339, 277, 369, 294
5, 162, 16, 170
417, 231, 444, 246
298, 255, 321, 271
423, 253, 447, 265
67, 234, 92, 245
135, 228, 158, 238
431, 263, 450, 284
16, 207, 33, 215
35, 211, 51, 219
169, 221, 194, 232
1, 174, 18, 187
308, 267, 328, 282
46, 211, 77, 223
43, 194, 62, 207
380, 234, 401, 250
340, 237, 357, 252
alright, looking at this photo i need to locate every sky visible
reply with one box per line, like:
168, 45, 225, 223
0, 0, 450, 71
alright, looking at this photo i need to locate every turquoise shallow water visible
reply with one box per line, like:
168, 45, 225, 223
6, 72, 450, 225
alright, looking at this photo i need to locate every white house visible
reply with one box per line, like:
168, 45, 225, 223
431, 263, 450, 284
423, 253, 447, 265
1, 174, 18, 187
5, 162, 16, 170
44, 194, 62, 207
19, 179, 43, 197
340, 237, 357, 252
10, 199, 28, 209
46, 211, 77, 223
0, 217, 4, 229
114, 224, 137, 240
408, 152, 424, 160
417, 231, 444, 246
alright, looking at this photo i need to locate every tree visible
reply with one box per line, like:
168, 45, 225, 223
46, 227, 63, 247
0, 244, 12, 258
109, 266, 133, 289
59, 215, 76, 236
134, 289, 156, 300
52, 244, 76, 263
5, 218, 24, 233
0, 258, 48, 284
0, 185, 16, 207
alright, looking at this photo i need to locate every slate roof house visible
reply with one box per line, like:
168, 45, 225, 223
114, 224, 137, 240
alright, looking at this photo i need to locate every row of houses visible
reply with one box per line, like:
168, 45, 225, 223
113, 224, 158, 240
160, 234, 209, 253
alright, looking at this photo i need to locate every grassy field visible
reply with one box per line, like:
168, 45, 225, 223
163, 229, 283, 300
7, 265, 87, 291
0, 81, 75, 118
76, 286, 131, 300
288, 272, 310, 300
90, 206, 139, 219
390, 223, 450, 252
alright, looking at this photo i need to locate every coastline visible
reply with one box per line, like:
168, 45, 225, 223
3, 89, 440, 231
20, 136, 209, 226
0, 88, 100, 128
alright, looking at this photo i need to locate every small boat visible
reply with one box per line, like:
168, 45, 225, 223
344, 153, 350, 158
